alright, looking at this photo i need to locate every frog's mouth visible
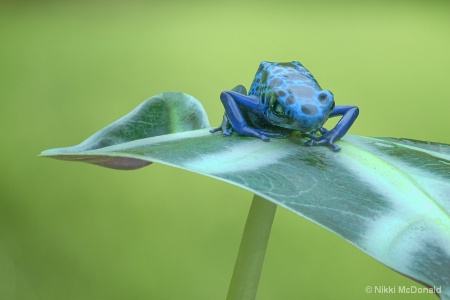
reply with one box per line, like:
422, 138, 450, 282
267, 90, 334, 133
285, 116, 326, 133
267, 113, 325, 133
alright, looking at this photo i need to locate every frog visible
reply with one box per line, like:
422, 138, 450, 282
210, 61, 359, 151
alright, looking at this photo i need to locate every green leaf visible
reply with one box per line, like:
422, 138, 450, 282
41, 93, 450, 299
42, 92, 210, 169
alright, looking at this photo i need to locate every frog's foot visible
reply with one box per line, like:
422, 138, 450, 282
210, 126, 222, 133
260, 130, 288, 139
210, 125, 235, 137
305, 139, 341, 152
222, 126, 235, 136
210, 114, 234, 135
234, 126, 271, 141
305, 131, 341, 152
306, 105, 359, 151
210, 126, 233, 136
235, 126, 289, 141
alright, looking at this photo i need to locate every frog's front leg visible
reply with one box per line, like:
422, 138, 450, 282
210, 91, 283, 141
306, 105, 359, 151
210, 85, 245, 136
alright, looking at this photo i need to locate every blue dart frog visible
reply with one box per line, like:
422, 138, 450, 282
210, 61, 359, 151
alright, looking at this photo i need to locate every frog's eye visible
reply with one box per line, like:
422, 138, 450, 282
270, 95, 285, 116
317, 90, 334, 103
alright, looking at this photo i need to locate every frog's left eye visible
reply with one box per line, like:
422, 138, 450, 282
270, 96, 285, 116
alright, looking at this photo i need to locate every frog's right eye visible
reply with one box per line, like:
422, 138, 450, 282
270, 96, 285, 116
317, 90, 334, 104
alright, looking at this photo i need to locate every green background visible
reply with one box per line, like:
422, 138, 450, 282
1, 0, 449, 299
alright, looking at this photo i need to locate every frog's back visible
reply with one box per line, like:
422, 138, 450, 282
249, 61, 321, 98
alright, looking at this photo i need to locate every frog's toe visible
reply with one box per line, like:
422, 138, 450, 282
260, 135, 270, 141
330, 143, 341, 152
232, 126, 271, 141
210, 127, 222, 133
319, 127, 328, 135
253, 129, 288, 140
210, 125, 234, 136
319, 139, 341, 151
263, 131, 287, 138
223, 128, 233, 136
304, 139, 315, 147
252, 129, 270, 141
304, 138, 341, 152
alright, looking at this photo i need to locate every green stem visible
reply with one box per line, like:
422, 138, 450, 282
226, 194, 277, 300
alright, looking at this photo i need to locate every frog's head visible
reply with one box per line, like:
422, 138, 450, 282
266, 89, 335, 133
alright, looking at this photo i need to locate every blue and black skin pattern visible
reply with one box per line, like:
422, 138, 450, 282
210, 61, 359, 151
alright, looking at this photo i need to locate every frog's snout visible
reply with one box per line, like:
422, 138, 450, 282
293, 90, 335, 132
